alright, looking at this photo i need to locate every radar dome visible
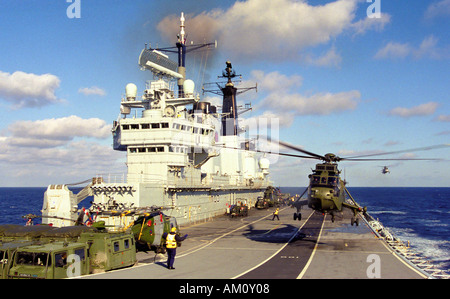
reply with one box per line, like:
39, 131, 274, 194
259, 157, 270, 174
183, 79, 195, 97
125, 83, 137, 101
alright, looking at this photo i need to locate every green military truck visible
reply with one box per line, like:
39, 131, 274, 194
0, 224, 136, 279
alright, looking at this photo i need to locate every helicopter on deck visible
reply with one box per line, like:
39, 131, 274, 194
266, 140, 447, 226
290, 152, 366, 225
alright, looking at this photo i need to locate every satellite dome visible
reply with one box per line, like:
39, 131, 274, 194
125, 83, 137, 101
183, 79, 195, 97
259, 157, 270, 169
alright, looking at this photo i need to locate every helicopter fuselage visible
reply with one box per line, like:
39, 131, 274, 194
307, 162, 345, 214
309, 186, 344, 213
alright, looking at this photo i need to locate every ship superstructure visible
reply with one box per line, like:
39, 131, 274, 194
41, 13, 272, 228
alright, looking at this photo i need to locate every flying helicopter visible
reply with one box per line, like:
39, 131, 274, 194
259, 139, 447, 226
380, 166, 390, 174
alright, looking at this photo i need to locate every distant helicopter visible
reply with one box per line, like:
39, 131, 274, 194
264, 140, 447, 226
380, 166, 390, 174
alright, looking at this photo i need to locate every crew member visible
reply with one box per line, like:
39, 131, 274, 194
272, 208, 280, 221
163, 227, 188, 270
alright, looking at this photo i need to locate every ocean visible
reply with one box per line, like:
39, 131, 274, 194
1, 186, 449, 272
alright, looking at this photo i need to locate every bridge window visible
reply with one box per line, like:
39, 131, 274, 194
161, 122, 169, 128
114, 241, 120, 252
141, 124, 150, 129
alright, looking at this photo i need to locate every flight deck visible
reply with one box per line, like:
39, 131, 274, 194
82, 206, 429, 279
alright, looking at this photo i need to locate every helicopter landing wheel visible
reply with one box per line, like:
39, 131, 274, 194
351, 217, 359, 226
293, 213, 302, 221
156, 246, 166, 254
331, 214, 335, 223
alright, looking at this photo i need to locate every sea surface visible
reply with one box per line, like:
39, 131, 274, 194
1, 187, 449, 272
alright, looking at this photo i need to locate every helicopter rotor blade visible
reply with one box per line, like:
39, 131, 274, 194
342, 158, 443, 162
213, 144, 317, 159
259, 136, 325, 160
341, 144, 449, 160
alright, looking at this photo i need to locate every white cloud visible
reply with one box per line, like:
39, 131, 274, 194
248, 70, 303, 93
351, 13, 391, 36
424, 0, 450, 20
302, 47, 343, 67
0, 116, 123, 186
434, 114, 450, 122
244, 70, 360, 121
0, 70, 62, 108
388, 102, 439, 118
3, 115, 111, 148
78, 86, 106, 96
375, 36, 450, 60
0, 139, 125, 186
262, 90, 360, 116
374, 42, 412, 59
241, 110, 295, 129
414, 36, 444, 59
157, 0, 385, 65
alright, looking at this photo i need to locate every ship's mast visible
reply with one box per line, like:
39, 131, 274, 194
139, 12, 216, 98
220, 61, 238, 136
177, 12, 187, 98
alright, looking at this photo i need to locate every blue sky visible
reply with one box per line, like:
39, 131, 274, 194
0, 0, 448, 187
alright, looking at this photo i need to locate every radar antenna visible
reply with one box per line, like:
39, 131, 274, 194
140, 12, 217, 97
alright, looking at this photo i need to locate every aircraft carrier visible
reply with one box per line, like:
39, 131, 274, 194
35, 13, 448, 281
